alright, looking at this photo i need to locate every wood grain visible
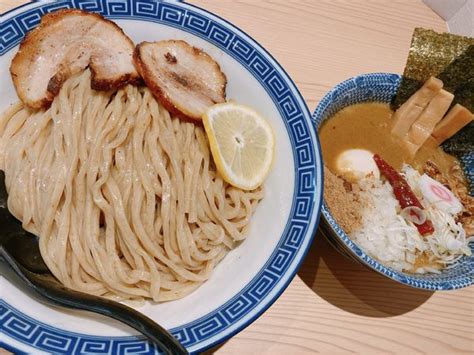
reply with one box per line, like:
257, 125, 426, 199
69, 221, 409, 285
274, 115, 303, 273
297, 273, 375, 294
1, 1, 473, 354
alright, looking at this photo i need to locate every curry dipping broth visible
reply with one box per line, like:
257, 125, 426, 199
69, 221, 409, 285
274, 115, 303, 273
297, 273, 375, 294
319, 102, 457, 178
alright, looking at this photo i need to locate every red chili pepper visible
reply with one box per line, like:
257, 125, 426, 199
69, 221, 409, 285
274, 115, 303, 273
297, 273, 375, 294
373, 154, 434, 236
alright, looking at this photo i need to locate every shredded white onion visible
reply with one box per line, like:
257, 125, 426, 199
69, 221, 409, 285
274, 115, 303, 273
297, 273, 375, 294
351, 166, 472, 274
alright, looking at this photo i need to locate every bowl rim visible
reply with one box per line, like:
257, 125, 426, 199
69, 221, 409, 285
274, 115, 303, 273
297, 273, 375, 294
312, 72, 474, 291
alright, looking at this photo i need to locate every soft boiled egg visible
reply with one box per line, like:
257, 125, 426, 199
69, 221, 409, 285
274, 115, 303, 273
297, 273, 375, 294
336, 149, 380, 181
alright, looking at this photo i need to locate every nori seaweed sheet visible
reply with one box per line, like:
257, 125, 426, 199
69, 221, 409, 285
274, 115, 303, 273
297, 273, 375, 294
392, 28, 474, 111
392, 28, 473, 194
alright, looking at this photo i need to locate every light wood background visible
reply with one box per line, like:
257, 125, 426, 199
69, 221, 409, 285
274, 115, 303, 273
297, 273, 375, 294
1, 1, 473, 354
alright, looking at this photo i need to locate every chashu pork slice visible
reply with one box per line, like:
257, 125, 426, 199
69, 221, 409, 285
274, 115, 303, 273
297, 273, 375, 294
134, 40, 227, 121
10, 9, 140, 109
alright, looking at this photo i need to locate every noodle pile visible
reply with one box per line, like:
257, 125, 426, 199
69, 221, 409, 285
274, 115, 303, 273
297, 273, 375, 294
0, 71, 263, 301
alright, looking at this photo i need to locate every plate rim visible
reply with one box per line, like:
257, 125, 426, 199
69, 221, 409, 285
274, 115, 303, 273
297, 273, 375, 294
1, 0, 324, 353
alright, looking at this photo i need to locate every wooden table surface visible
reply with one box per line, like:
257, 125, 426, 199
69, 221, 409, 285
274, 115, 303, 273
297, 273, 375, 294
1, 1, 473, 354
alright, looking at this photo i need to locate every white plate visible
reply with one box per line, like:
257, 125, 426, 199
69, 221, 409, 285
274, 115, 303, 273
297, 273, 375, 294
0, 1, 323, 353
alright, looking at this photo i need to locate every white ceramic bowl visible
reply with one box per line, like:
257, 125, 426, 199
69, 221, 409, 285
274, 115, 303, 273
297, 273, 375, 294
312, 73, 474, 291
0, 1, 323, 353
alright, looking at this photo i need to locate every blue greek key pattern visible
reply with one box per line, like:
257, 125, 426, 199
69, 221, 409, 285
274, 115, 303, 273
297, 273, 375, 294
1, 0, 321, 354
1, 300, 158, 354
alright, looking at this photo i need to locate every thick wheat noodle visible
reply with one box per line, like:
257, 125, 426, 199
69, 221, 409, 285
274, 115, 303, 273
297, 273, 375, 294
0, 70, 263, 302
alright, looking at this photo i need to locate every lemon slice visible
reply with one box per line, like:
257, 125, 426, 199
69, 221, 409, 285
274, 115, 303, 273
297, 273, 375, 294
203, 103, 275, 190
